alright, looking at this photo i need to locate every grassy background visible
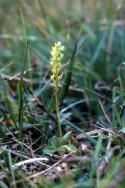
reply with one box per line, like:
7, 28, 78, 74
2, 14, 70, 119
0, 0, 125, 188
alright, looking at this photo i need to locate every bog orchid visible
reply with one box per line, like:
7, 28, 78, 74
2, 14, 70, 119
50, 41, 64, 138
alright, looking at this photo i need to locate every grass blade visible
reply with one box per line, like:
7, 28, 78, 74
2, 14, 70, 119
18, 41, 29, 141
60, 39, 78, 101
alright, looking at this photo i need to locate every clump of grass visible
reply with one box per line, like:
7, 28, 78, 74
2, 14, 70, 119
50, 41, 64, 139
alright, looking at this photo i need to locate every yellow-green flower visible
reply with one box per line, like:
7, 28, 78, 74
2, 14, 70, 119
50, 41, 64, 138
50, 41, 64, 91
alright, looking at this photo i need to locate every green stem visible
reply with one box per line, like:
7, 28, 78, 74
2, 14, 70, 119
55, 89, 62, 138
